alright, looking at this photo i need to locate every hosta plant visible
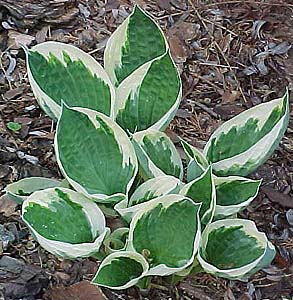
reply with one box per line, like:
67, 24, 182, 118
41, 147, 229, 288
4, 4, 290, 291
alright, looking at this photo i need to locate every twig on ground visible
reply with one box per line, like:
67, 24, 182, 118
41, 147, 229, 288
155, 9, 194, 20
188, 100, 219, 118
0, 49, 14, 90
198, 62, 239, 69
155, 8, 238, 37
202, 1, 293, 8
200, 16, 238, 37
150, 283, 170, 291
192, 73, 223, 91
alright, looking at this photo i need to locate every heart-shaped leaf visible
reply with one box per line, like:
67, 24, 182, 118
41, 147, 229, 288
114, 51, 181, 133
92, 251, 149, 289
27, 41, 115, 119
127, 194, 201, 276
197, 219, 274, 279
22, 187, 109, 259
204, 90, 289, 176
55, 105, 138, 203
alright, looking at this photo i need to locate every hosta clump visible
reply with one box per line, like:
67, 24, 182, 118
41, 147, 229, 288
4, 4, 290, 291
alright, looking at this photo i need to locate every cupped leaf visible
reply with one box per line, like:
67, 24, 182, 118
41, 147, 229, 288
214, 176, 261, 219
198, 219, 274, 279
181, 140, 209, 182
22, 187, 109, 259
127, 194, 201, 276
27, 41, 115, 119
132, 130, 183, 180
55, 105, 138, 203
103, 228, 129, 254
114, 51, 181, 133
114, 175, 182, 222
92, 251, 149, 289
5, 177, 62, 204
180, 166, 216, 225
204, 91, 289, 176
104, 5, 167, 86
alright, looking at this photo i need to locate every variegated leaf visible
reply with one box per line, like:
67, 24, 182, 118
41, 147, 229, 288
214, 176, 261, 219
92, 251, 149, 289
129, 175, 182, 206
180, 166, 216, 225
181, 140, 209, 182
127, 194, 201, 276
197, 219, 274, 279
241, 240, 276, 279
104, 5, 167, 86
22, 187, 109, 259
27, 42, 115, 119
204, 91, 289, 176
132, 130, 183, 180
55, 105, 138, 203
114, 175, 182, 222
114, 51, 181, 133
5, 177, 62, 204
103, 228, 129, 254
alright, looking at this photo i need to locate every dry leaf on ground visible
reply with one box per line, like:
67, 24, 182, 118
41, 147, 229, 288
262, 187, 293, 209
43, 281, 108, 300
0, 194, 17, 217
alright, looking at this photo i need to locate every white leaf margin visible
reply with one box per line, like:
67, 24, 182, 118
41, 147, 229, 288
180, 166, 216, 225
132, 129, 183, 180
129, 175, 182, 206
113, 51, 182, 132
181, 140, 209, 182
204, 91, 289, 175
127, 194, 202, 276
5, 177, 61, 203
26, 41, 116, 119
104, 5, 167, 87
181, 139, 209, 169
55, 105, 138, 203
92, 251, 149, 290
22, 187, 109, 259
197, 219, 273, 279
115, 175, 182, 222
214, 176, 262, 218
103, 227, 129, 254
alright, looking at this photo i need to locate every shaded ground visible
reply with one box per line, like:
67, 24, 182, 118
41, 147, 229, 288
0, 0, 292, 299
